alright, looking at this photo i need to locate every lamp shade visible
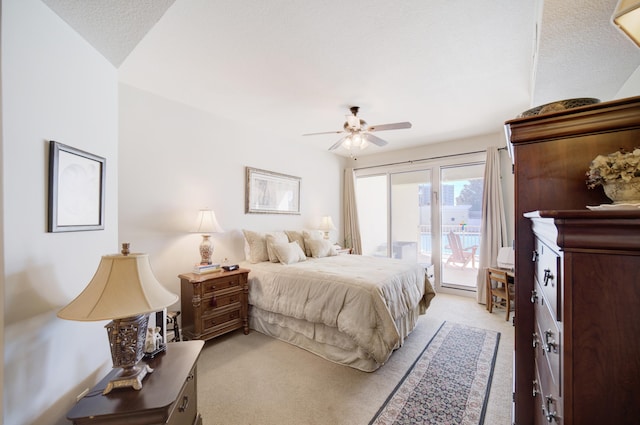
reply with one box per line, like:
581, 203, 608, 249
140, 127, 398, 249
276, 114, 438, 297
193, 209, 224, 234
57, 250, 178, 321
613, 0, 640, 47
318, 216, 337, 231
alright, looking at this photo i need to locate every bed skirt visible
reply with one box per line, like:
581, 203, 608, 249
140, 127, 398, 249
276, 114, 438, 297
249, 303, 424, 372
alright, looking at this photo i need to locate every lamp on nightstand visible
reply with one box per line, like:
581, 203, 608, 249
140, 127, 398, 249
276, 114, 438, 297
318, 215, 336, 240
57, 243, 178, 394
193, 208, 224, 265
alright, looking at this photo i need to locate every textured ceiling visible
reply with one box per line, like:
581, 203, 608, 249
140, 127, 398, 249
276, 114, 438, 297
43, 0, 640, 157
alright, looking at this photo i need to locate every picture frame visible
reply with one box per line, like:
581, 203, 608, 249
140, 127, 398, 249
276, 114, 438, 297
246, 167, 301, 214
48, 141, 106, 232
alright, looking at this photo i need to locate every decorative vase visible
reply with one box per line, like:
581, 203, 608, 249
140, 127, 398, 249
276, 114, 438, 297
602, 177, 640, 204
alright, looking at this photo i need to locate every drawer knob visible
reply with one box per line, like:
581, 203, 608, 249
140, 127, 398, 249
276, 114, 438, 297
532, 250, 539, 262
543, 329, 558, 353
178, 395, 189, 413
542, 394, 558, 423
532, 332, 539, 349
543, 269, 554, 286
532, 379, 539, 397
211, 297, 217, 308
531, 290, 538, 304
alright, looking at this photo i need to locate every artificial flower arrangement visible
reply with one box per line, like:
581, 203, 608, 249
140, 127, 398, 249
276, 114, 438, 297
585, 147, 640, 189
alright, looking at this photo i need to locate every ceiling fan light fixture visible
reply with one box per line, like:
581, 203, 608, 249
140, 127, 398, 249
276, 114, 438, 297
343, 135, 353, 149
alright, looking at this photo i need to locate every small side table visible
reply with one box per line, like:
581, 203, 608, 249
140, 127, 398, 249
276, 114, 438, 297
67, 340, 204, 425
335, 247, 352, 255
179, 268, 250, 341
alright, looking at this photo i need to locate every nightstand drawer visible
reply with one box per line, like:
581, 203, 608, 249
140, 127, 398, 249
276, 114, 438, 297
167, 365, 198, 425
201, 290, 242, 316
202, 307, 241, 332
202, 274, 241, 296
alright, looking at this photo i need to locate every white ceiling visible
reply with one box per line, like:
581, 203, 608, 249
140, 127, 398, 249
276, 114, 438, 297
42, 0, 640, 157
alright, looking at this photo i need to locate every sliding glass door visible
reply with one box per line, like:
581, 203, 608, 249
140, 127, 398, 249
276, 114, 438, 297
355, 152, 485, 294
439, 163, 484, 290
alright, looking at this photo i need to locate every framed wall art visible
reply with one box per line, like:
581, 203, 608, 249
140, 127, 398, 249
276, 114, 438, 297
48, 141, 106, 232
246, 167, 300, 214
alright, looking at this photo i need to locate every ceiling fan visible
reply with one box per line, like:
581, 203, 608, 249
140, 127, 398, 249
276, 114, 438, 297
303, 106, 412, 151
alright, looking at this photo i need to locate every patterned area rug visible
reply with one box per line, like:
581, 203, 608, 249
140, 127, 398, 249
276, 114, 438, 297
370, 321, 500, 425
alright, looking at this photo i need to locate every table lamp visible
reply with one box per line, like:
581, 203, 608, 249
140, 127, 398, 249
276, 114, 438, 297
57, 243, 179, 394
318, 216, 336, 240
193, 209, 224, 264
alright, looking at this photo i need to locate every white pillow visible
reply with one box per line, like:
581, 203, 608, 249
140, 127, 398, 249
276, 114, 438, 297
242, 229, 269, 263
302, 230, 324, 257
265, 232, 288, 262
306, 239, 338, 258
284, 230, 306, 254
273, 241, 307, 264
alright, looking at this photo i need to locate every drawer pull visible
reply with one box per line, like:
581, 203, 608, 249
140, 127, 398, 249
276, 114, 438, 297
211, 296, 217, 308
542, 394, 558, 423
178, 395, 189, 413
531, 290, 538, 304
532, 332, 539, 349
543, 329, 558, 353
532, 379, 539, 397
543, 269, 554, 286
532, 250, 539, 262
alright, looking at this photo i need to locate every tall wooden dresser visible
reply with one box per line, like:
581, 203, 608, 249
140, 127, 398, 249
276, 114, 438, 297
505, 96, 640, 424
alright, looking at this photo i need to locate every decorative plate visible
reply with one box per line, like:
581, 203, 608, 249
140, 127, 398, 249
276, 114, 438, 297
586, 203, 640, 210
518, 98, 601, 118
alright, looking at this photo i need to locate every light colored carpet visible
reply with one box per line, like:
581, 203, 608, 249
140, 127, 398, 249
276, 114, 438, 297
196, 293, 513, 425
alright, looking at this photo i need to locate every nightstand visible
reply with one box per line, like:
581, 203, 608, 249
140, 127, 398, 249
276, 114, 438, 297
179, 268, 250, 341
335, 247, 352, 255
67, 340, 204, 425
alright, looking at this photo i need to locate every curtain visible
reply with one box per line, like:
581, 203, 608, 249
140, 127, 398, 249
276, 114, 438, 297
476, 146, 509, 304
343, 168, 362, 254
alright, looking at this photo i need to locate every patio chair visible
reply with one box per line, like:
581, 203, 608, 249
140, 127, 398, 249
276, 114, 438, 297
445, 231, 477, 269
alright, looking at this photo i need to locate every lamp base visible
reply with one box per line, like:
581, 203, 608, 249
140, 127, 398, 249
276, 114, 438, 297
103, 363, 154, 395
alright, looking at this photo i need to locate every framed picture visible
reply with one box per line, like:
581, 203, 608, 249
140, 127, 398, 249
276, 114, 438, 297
48, 141, 106, 232
246, 167, 301, 214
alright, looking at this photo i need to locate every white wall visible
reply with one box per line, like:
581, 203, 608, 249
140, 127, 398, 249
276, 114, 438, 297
348, 132, 515, 244
118, 84, 346, 303
2, 1, 118, 424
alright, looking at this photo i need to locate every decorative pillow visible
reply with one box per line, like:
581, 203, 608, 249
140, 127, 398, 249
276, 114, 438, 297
265, 232, 288, 262
273, 241, 307, 265
306, 239, 338, 258
302, 230, 324, 257
284, 230, 306, 254
242, 229, 269, 263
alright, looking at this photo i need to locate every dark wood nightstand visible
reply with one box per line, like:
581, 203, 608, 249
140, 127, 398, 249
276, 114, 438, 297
179, 268, 250, 341
67, 340, 204, 425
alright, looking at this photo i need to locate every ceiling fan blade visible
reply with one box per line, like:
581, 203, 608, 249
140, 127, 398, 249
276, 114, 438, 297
303, 130, 345, 136
328, 135, 350, 151
364, 133, 388, 147
367, 122, 412, 132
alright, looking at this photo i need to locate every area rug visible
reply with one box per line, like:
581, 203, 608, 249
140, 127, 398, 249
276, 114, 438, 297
369, 321, 500, 425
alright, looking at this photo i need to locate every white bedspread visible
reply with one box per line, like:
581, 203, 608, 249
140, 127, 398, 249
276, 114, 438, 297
244, 255, 436, 370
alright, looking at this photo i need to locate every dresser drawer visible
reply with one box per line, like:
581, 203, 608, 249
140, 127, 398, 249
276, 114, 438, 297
534, 359, 563, 425
167, 365, 198, 425
201, 290, 242, 316
534, 285, 561, 396
534, 238, 561, 321
202, 274, 241, 296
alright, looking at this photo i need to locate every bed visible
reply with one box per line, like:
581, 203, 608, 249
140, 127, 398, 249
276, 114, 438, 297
239, 230, 436, 372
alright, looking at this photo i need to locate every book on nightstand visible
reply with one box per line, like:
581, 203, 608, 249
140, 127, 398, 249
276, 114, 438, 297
193, 263, 221, 274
